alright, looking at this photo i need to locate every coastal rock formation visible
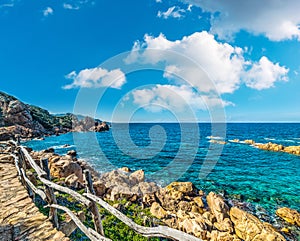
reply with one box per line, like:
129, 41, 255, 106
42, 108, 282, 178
93, 121, 109, 132
282, 145, 300, 155
155, 182, 197, 211
206, 192, 233, 233
230, 207, 286, 241
15, 146, 294, 240
276, 207, 300, 227
30, 150, 84, 185
208, 140, 227, 145
97, 169, 159, 201
148, 185, 287, 241
255, 142, 285, 152
29, 148, 157, 201
229, 137, 300, 156
150, 202, 168, 219
0, 91, 109, 140
244, 139, 255, 145
255, 142, 300, 155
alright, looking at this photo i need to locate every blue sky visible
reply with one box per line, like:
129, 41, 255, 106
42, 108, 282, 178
0, 0, 300, 122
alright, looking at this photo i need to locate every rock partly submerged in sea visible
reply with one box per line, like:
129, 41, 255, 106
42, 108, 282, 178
255, 142, 300, 155
230, 207, 286, 241
229, 137, 300, 156
276, 207, 300, 227
244, 139, 256, 145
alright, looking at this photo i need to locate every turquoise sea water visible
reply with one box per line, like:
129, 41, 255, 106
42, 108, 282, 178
24, 123, 300, 214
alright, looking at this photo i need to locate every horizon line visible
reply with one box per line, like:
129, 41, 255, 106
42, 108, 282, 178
109, 121, 300, 124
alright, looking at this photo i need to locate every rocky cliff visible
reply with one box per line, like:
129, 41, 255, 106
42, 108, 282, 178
0, 91, 109, 140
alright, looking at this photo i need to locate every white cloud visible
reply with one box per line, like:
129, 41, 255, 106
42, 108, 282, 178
157, 6, 185, 19
63, 67, 126, 89
43, 7, 54, 17
63, 3, 80, 10
0, 0, 14, 8
62, 0, 93, 10
126, 31, 246, 94
132, 84, 233, 112
125, 31, 289, 111
126, 32, 289, 93
155, 0, 162, 3
244, 56, 289, 90
187, 4, 192, 12
182, 0, 300, 41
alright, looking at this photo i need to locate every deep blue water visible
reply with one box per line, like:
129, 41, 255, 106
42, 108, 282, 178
24, 123, 300, 213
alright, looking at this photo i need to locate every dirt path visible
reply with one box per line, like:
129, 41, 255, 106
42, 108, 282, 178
0, 154, 69, 241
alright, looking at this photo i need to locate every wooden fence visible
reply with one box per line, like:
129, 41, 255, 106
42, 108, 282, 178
1, 140, 202, 241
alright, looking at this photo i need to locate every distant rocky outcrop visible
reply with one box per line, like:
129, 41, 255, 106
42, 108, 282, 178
229, 138, 300, 156
0, 91, 109, 140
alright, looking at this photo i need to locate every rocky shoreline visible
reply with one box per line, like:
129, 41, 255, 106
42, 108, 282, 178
27, 147, 300, 241
0, 91, 109, 141
208, 136, 300, 156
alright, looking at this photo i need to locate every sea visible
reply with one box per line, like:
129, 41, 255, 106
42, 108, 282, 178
24, 123, 300, 215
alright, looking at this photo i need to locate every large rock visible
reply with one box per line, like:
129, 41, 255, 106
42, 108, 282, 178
255, 141, 300, 155
138, 181, 159, 195
210, 230, 241, 241
207, 192, 230, 223
230, 207, 286, 241
178, 218, 207, 239
93, 181, 107, 196
97, 168, 159, 199
256, 142, 284, 152
93, 121, 109, 132
65, 174, 82, 189
129, 170, 145, 185
166, 182, 196, 195
49, 157, 83, 182
193, 196, 204, 208
283, 145, 300, 155
244, 139, 255, 145
155, 182, 197, 211
276, 207, 300, 227
150, 202, 168, 219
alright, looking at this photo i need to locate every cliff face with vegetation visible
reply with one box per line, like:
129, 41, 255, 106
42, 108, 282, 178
0, 91, 108, 140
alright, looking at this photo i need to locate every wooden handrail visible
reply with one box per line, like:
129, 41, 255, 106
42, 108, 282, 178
19, 145, 47, 177
6, 140, 203, 241
84, 193, 202, 241
49, 204, 111, 241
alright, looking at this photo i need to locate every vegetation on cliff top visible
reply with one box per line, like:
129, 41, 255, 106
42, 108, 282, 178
0, 91, 108, 139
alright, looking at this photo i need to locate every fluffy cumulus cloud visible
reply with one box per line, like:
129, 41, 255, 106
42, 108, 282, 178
157, 6, 185, 19
132, 84, 233, 112
126, 31, 289, 111
131, 32, 242, 94
182, 0, 300, 41
63, 67, 126, 89
244, 57, 289, 90
43, 7, 54, 16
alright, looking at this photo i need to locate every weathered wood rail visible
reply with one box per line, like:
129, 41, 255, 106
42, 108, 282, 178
1, 140, 202, 241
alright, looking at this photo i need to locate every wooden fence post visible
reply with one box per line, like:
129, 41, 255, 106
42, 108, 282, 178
41, 158, 59, 229
15, 149, 34, 198
83, 169, 104, 236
